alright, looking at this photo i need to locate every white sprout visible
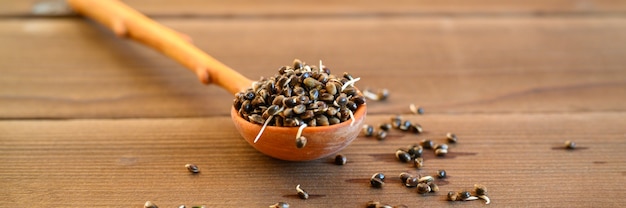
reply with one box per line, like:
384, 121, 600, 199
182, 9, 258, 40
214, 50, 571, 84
409, 103, 418, 114
362, 88, 378, 100
296, 184, 304, 192
253, 107, 284, 144
319, 60, 324, 73
348, 110, 356, 126
418, 175, 434, 183
340, 77, 361, 91
253, 115, 273, 143
478, 195, 491, 204
463, 196, 479, 201
296, 123, 308, 140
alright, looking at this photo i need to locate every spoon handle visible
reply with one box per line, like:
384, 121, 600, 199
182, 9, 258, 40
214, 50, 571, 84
67, 0, 252, 94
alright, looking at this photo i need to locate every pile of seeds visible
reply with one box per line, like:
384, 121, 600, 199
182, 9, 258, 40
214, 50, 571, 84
233, 59, 366, 144
399, 172, 439, 194
362, 115, 423, 141
447, 184, 491, 204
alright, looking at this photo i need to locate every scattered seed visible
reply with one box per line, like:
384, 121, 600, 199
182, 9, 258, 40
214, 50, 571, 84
416, 183, 431, 194
435, 148, 448, 157
418, 175, 434, 184
407, 145, 423, 158
395, 149, 412, 163
414, 157, 424, 169
399, 172, 412, 182
366, 201, 380, 208
447, 191, 459, 201
404, 176, 419, 188
437, 170, 447, 178
269, 202, 290, 208
474, 184, 488, 196
371, 172, 385, 181
362, 124, 374, 137
334, 154, 347, 165
434, 143, 448, 150
363, 88, 389, 101
399, 120, 412, 131
178, 205, 186, 208
429, 183, 439, 192
390, 116, 402, 128
377, 89, 390, 101
296, 184, 309, 199
409, 104, 424, 115
409, 124, 423, 134
185, 164, 200, 174
376, 130, 388, 140
421, 139, 434, 149
459, 191, 472, 201
144, 201, 158, 208
370, 178, 384, 188
379, 123, 392, 131
446, 132, 458, 143
565, 140, 576, 149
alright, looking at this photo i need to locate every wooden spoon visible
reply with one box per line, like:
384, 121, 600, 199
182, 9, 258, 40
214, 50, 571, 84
68, 0, 367, 161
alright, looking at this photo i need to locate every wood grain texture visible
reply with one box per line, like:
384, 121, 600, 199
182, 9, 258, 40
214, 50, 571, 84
4, 0, 626, 17
1, 17, 625, 118
1, 113, 625, 207
2, 0, 625, 207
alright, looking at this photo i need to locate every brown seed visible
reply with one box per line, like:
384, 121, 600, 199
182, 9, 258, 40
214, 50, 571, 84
446, 132, 458, 143
293, 104, 306, 114
376, 130, 388, 140
404, 176, 419, 187
269, 202, 290, 208
362, 124, 374, 137
395, 149, 411, 163
296, 136, 307, 149
334, 154, 347, 165
435, 148, 448, 157
414, 157, 424, 169
447, 191, 459, 201
144, 201, 158, 208
429, 183, 439, 192
399, 172, 412, 182
303, 77, 320, 89
416, 183, 431, 194
370, 178, 384, 188
316, 115, 330, 126
296, 184, 309, 199
185, 163, 200, 173
329, 117, 341, 125
474, 184, 488, 196
325, 82, 338, 95
565, 140, 576, 149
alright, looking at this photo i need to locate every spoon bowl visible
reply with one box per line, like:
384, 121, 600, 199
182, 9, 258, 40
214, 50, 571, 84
232, 104, 366, 161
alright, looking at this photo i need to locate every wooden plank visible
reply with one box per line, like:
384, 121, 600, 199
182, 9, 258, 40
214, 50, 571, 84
3, 0, 626, 17
1, 17, 625, 118
1, 113, 624, 207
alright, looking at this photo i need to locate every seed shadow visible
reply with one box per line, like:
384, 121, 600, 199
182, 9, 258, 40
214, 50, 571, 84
550, 146, 589, 150
592, 161, 607, 164
368, 151, 478, 163
282, 194, 326, 199
345, 177, 450, 186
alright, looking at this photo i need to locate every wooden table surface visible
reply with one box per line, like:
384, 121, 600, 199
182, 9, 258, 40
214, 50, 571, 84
2, 0, 626, 207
